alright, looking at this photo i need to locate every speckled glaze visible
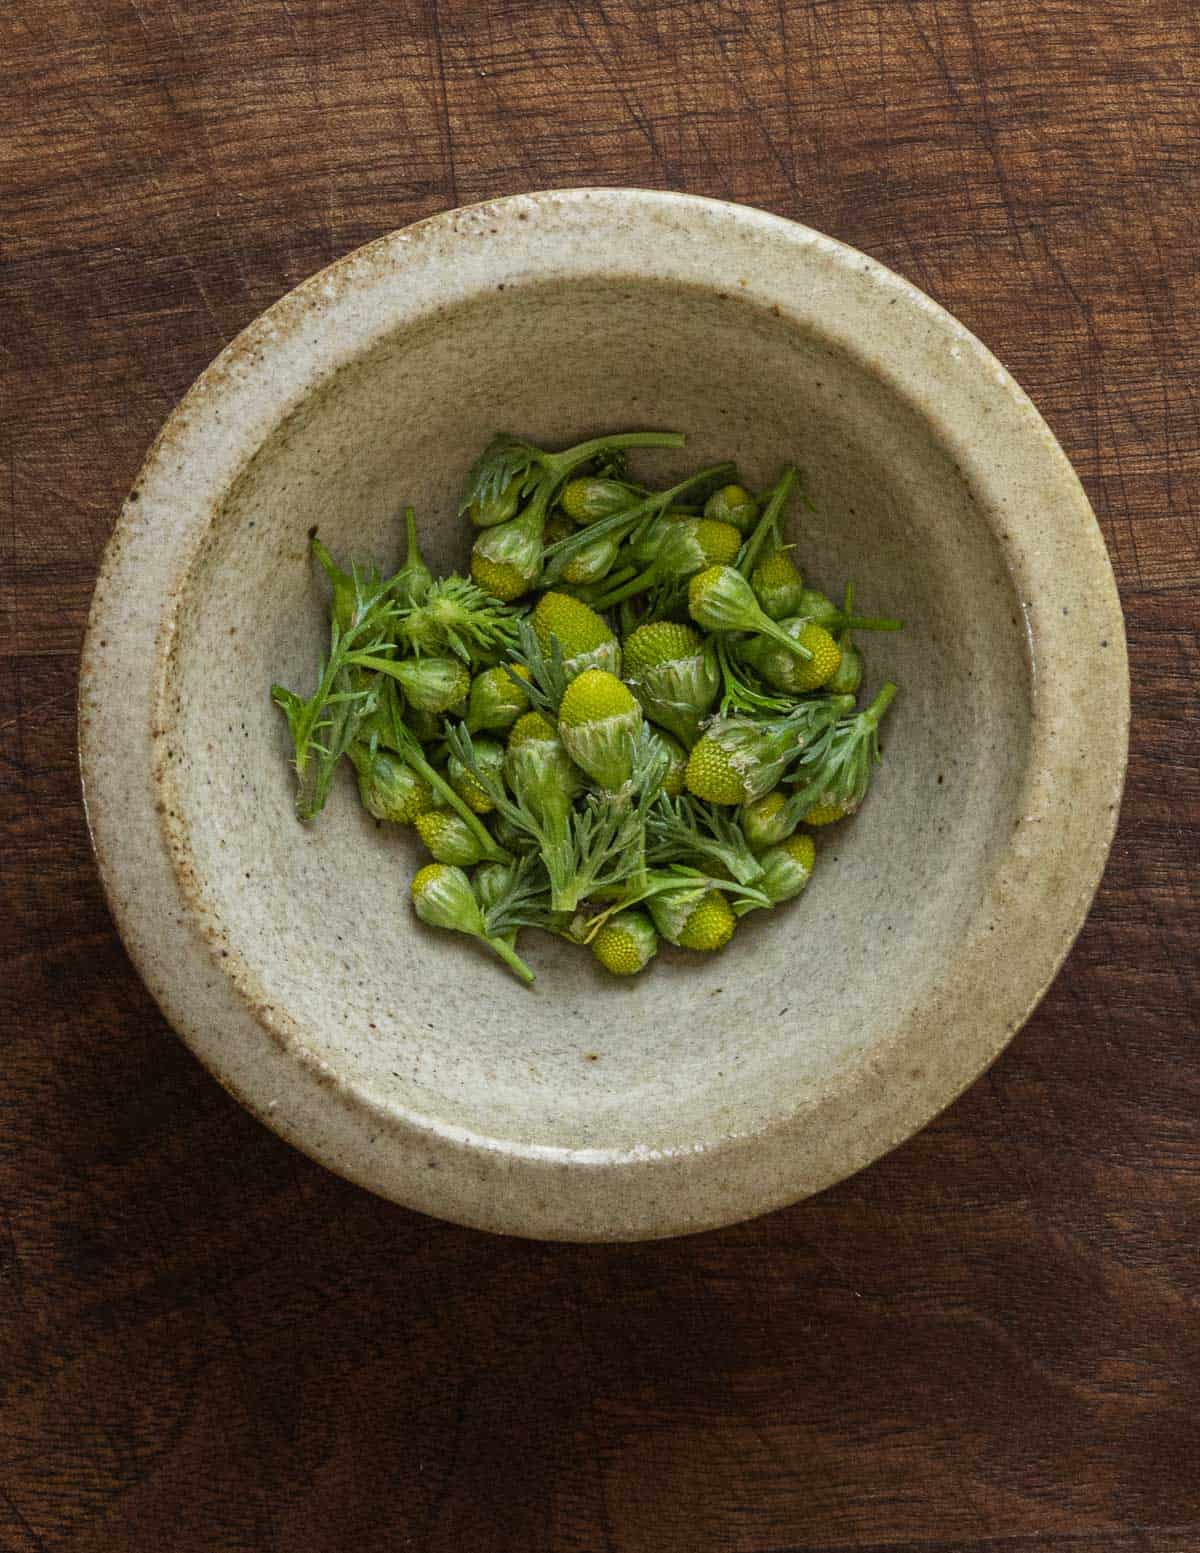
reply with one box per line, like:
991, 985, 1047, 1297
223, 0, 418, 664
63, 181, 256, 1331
78, 190, 1128, 1241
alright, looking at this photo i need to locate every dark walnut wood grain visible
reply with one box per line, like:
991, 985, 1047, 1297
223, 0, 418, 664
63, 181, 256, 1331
2, 2, 1197, 1549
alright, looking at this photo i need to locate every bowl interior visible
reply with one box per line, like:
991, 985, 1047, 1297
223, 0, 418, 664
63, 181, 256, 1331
162, 274, 1030, 1153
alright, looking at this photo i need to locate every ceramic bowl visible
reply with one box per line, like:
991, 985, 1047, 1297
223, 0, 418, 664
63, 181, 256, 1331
79, 190, 1127, 1240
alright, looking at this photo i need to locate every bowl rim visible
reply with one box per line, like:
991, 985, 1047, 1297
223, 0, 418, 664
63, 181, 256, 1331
78, 188, 1129, 1240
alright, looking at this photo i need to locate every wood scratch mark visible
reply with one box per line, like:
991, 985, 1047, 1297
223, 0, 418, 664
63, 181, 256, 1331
0, 688, 74, 737
428, 0, 459, 205
900, 0, 1030, 264
0, 1207, 29, 1316
277, 0, 340, 258
1036, 228, 1149, 589
561, 0, 683, 186
3, 445, 17, 659
179, 256, 230, 345
126, 0, 257, 305
698, 12, 805, 207
13, 475, 108, 516
0, 1486, 49, 1553
957, 0, 1032, 264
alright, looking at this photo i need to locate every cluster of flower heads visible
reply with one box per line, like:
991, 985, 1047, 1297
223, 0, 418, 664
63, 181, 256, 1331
273, 431, 900, 984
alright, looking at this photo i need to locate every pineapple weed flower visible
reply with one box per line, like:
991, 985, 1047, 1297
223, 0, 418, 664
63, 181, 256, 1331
272, 433, 901, 982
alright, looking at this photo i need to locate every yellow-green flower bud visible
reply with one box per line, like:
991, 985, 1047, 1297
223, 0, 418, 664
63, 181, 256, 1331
683, 517, 742, 569
560, 530, 621, 586
470, 505, 544, 601
531, 591, 621, 679
797, 587, 839, 624
557, 669, 644, 790
468, 480, 521, 528
591, 909, 659, 975
827, 639, 863, 695
757, 833, 816, 904
448, 734, 505, 813
739, 620, 842, 693
560, 477, 640, 525
411, 862, 483, 933
415, 808, 498, 867
622, 621, 720, 748
349, 746, 433, 824
751, 549, 805, 620
704, 483, 758, 535
685, 701, 852, 805
410, 863, 534, 984
740, 789, 794, 852
687, 566, 814, 662
465, 664, 531, 733
649, 886, 735, 951
385, 655, 471, 713
505, 712, 584, 822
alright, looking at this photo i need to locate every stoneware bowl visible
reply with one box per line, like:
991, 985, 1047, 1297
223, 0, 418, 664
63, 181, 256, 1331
79, 189, 1128, 1241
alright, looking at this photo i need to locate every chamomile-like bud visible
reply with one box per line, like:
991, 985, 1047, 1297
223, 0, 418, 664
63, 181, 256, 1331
621, 621, 720, 748
447, 734, 505, 813
465, 664, 532, 733
740, 790, 794, 853
738, 619, 842, 693
470, 505, 545, 601
751, 549, 805, 620
757, 833, 816, 903
796, 587, 839, 624
415, 807, 498, 867
348, 745, 434, 824
468, 480, 521, 528
704, 483, 759, 535
560, 477, 641, 525
387, 655, 473, 713
649, 887, 736, 952
410, 863, 534, 984
560, 530, 622, 586
685, 699, 853, 805
826, 639, 864, 695
687, 566, 814, 662
557, 670, 644, 790
591, 909, 659, 976
411, 861, 483, 933
505, 712, 585, 822
531, 591, 621, 679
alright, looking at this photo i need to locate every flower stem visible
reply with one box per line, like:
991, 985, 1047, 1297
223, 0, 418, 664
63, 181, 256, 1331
738, 467, 798, 578
346, 654, 416, 679
756, 612, 815, 660
542, 462, 736, 580
543, 812, 582, 912
548, 431, 686, 476
823, 612, 904, 633
484, 934, 536, 984
864, 682, 898, 723
386, 702, 510, 864
586, 563, 660, 611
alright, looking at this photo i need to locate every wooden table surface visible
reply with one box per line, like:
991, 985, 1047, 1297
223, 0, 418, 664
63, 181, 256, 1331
3, 2, 1198, 1549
